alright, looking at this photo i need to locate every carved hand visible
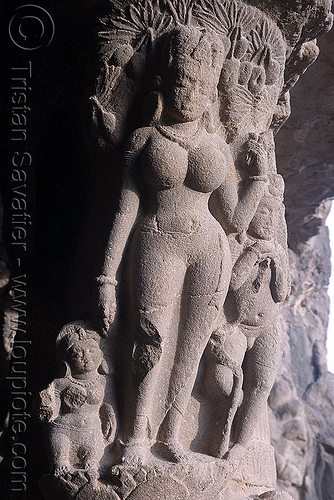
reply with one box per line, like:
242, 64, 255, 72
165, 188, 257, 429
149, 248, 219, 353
245, 134, 268, 177
100, 402, 117, 442
100, 283, 117, 331
91, 278, 117, 335
90, 95, 116, 138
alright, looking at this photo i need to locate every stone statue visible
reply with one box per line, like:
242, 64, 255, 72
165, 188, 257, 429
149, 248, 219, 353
94, 25, 272, 468
203, 177, 290, 462
36, 322, 115, 477
36, 1, 333, 499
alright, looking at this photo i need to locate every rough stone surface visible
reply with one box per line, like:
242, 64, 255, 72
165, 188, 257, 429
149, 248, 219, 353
0, 1, 333, 500
271, 26, 334, 500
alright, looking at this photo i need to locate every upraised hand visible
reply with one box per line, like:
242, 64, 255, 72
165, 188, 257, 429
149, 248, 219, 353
244, 133, 268, 177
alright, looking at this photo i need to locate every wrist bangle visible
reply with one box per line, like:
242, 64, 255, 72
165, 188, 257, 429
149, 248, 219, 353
95, 276, 117, 286
249, 175, 268, 182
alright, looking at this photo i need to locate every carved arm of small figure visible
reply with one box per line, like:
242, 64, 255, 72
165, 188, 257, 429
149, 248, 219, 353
270, 244, 290, 303
100, 402, 117, 442
36, 383, 60, 424
229, 242, 261, 291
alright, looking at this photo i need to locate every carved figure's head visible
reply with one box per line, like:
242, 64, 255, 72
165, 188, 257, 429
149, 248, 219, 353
67, 339, 102, 375
248, 194, 281, 241
56, 321, 105, 376
162, 25, 225, 122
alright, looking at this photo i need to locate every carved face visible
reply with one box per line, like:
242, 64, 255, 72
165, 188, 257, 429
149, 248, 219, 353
68, 340, 102, 375
164, 58, 214, 122
249, 197, 280, 240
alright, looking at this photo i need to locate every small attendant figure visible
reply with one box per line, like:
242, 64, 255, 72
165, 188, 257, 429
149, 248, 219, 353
36, 321, 115, 477
204, 178, 290, 461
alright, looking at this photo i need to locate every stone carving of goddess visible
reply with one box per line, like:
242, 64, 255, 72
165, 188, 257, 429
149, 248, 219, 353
94, 25, 271, 467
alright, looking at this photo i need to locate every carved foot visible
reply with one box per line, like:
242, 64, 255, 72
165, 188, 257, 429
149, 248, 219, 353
223, 443, 246, 464
53, 464, 72, 477
153, 440, 191, 463
122, 441, 147, 467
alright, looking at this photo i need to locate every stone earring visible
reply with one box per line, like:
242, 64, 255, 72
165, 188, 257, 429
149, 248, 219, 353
202, 97, 220, 134
142, 90, 164, 126
98, 357, 109, 375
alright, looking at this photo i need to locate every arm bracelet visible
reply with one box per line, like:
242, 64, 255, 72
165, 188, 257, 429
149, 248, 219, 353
95, 275, 117, 286
249, 175, 268, 182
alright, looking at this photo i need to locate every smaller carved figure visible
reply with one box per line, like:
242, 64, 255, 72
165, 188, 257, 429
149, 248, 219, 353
204, 179, 290, 461
36, 322, 115, 477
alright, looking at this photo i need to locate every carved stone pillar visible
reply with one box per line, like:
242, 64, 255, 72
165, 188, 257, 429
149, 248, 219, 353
35, 2, 333, 499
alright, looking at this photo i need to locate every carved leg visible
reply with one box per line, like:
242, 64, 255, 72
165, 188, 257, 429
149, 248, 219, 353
122, 344, 167, 467
124, 234, 187, 466
228, 326, 283, 461
217, 366, 244, 458
80, 430, 103, 472
201, 324, 247, 457
49, 429, 71, 477
156, 248, 231, 462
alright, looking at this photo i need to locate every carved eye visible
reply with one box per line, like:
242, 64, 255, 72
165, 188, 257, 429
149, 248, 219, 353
71, 349, 83, 359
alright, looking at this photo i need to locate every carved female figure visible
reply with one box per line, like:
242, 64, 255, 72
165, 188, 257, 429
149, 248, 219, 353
37, 323, 115, 476
95, 25, 270, 466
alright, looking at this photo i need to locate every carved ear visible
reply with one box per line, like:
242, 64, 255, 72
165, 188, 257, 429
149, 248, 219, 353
98, 358, 109, 375
59, 361, 71, 377
202, 100, 220, 134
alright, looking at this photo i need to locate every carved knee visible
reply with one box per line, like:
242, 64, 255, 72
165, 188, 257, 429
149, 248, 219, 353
132, 312, 163, 382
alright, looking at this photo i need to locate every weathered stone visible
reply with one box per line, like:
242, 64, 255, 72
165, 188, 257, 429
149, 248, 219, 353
35, 321, 116, 477
270, 25, 334, 500
1, 1, 333, 499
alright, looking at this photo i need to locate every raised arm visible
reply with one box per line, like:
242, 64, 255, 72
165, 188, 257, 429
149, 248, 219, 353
211, 134, 269, 234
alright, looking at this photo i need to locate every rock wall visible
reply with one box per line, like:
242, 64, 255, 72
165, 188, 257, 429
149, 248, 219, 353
272, 27, 334, 500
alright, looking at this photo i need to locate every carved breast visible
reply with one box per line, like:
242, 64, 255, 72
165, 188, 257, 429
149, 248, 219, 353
186, 141, 226, 193
141, 134, 188, 190
141, 129, 226, 194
